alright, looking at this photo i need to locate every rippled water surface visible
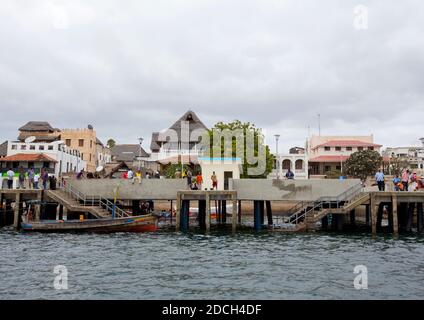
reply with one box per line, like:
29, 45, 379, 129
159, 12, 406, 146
1, 228, 424, 299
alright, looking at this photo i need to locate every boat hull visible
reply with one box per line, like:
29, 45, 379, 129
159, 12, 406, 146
21, 215, 158, 233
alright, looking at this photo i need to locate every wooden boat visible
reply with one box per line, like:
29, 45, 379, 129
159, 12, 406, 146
21, 214, 158, 233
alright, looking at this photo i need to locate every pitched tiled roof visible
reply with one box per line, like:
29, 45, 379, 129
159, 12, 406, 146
312, 140, 381, 149
0, 153, 57, 162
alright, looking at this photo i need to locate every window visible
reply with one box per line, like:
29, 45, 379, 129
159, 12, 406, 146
368, 147, 374, 151
48, 145, 54, 150
21, 145, 27, 150
346, 147, 352, 151
66, 139, 71, 147
81, 153, 84, 160
43, 161, 50, 168
90, 140, 93, 148
325, 165, 331, 172
90, 154, 92, 162
335, 146, 342, 151
336, 166, 341, 170
11, 144, 17, 150
358, 147, 364, 151
324, 146, 331, 151
79, 139, 84, 147
28, 162, 34, 168
39, 145, 45, 150
30, 145, 35, 150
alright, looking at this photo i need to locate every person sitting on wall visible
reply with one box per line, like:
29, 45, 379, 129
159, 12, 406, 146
285, 169, 295, 179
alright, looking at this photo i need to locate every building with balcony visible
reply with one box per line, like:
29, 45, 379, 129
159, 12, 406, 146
269, 153, 309, 179
307, 135, 382, 177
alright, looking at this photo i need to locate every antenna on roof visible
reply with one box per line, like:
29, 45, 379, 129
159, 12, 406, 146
88, 124, 93, 130
318, 114, 321, 136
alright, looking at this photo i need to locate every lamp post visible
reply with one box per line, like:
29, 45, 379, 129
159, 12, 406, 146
138, 137, 144, 173
274, 134, 280, 180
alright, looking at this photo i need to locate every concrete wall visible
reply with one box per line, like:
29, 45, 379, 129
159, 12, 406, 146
68, 179, 187, 200
200, 158, 241, 190
68, 177, 362, 201
231, 178, 361, 201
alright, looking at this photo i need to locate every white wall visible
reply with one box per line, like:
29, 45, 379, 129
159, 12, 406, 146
199, 158, 241, 190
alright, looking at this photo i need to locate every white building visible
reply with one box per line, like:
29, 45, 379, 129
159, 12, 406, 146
199, 157, 242, 190
383, 138, 424, 170
269, 154, 309, 180
1, 140, 86, 177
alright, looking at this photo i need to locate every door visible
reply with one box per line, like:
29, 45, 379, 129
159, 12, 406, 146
224, 171, 233, 190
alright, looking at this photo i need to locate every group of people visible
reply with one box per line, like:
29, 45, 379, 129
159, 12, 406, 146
375, 169, 424, 191
121, 169, 161, 183
174, 169, 218, 190
4, 167, 51, 190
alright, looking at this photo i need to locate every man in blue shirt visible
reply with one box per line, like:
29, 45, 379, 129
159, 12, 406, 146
375, 169, 385, 191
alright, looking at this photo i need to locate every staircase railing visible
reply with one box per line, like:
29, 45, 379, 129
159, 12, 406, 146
284, 181, 363, 225
60, 183, 129, 218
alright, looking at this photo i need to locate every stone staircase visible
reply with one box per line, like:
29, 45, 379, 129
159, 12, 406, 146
45, 189, 113, 219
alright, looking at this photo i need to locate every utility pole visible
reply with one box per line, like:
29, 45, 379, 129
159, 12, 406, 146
318, 114, 321, 136
274, 134, 280, 180
138, 137, 144, 173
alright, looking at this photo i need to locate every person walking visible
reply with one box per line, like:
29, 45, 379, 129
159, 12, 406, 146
127, 169, 134, 182
401, 169, 410, 191
6, 168, 14, 189
211, 171, 218, 190
133, 170, 142, 184
375, 169, 385, 191
28, 167, 35, 189
186, 170, 192, 189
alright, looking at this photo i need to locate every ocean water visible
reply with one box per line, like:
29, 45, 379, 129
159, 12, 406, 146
0, 228, 423, 300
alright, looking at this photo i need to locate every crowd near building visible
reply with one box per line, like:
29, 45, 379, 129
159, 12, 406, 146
0, 111, 423, 190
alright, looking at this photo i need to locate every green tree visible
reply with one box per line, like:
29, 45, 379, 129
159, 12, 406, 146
344, 150, 382, 180
384, 156, 409, 176
107, 139, 116, 148
202, 120, 274, 178
164, 163, 200, 179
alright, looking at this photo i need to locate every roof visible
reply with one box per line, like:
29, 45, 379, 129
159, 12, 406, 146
17, 133, 60, 142
150, 110, 208, 152
18, 121, 57, 133
312, 140, 382, 149
96, 138, 104, 147
111, 144, 149, 161
0, 153, 57, 163
309, 155, 350, 163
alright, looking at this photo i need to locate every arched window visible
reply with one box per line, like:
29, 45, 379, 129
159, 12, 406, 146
295, 159, 304, 170
282, 159, 292, 170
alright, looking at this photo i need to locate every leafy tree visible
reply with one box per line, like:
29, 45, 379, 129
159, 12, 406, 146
107, 139, 116, 148
384, 156, 409, 176
202, 120, 274, 178
325, 169, 342, 179
164, 163, 200, 179
344, 150, 382, 180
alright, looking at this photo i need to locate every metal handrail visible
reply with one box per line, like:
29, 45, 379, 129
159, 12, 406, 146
285, 181, 363, 225
61, 183, 129, 218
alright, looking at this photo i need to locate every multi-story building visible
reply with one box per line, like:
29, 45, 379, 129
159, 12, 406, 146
149, 110, 208, 163
383, 138, 424, 170
0, 140, 86, 177
269, 153, 309, 179
307, 135, 382, 177
60, 126, 98, 172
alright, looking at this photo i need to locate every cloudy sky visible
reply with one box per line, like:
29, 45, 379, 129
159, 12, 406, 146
1, 0, 423, 153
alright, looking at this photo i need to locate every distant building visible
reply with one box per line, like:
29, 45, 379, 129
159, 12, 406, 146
383, 138, 424, 170
150, 110, 208, 164
289, 147, 305, 154
307, 135, 382, 177
269, 153, 309, 180
111, 144, 158, 174
60, 125, 98, 172
95, 138, 112, 168
17, 121, 61, 143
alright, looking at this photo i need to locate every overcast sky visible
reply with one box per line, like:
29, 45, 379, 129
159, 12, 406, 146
1, 0, 423, 153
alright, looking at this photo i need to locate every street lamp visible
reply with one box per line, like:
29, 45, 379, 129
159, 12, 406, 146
138, 137, 144, 172
274, 134, 280, 180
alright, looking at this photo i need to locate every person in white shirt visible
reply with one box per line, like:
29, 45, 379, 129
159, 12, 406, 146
127, 169, 134, 180
33, 173, 40, 189
6, 168, 14, 189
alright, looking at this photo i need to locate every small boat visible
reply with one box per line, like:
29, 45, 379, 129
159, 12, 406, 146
21, 214, 158, 233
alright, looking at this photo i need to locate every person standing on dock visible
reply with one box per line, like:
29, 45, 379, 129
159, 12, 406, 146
211, 171, 218, 190
285, 169, 295, 179
33, 172, 40, 189
28, 168, 35, 189
127, 169, 134, 182
186, 170, 192, 189
196, 172, 203, 190
393, 175, 401, 191
375, 169, 385, 191
6, 168, 14, 189
41, 168, 49, 190
17, 168, 26, 189
401, 169, 410, 191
